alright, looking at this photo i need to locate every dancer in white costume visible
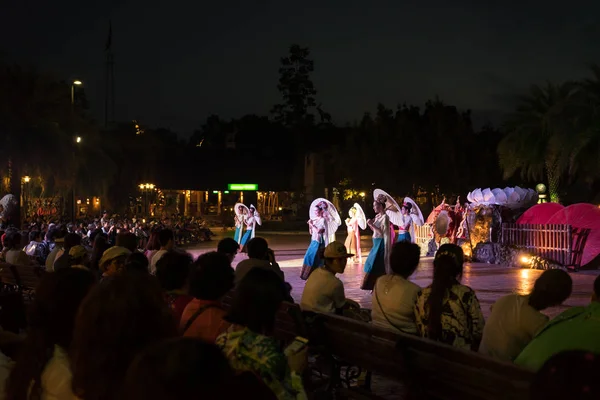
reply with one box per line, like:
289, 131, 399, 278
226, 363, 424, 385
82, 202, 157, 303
233, 203, 248, 244
300, 198, 341, 280
345, 203, 366, 263
240, 205, 261, 251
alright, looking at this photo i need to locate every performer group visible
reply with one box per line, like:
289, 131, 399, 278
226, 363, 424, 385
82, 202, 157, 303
232, 190, 425, 292
299, 189, 424, 291
233, 203, 262, 252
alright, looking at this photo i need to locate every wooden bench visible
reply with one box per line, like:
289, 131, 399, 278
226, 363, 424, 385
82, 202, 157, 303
0, 262, 45, 302
316, 313, 533, 400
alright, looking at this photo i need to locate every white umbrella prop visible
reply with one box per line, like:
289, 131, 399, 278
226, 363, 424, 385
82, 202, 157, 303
353, 203, 367, 230
234, 203, 249, 218
310, 198, 341, 242
373, 189, 403, 226
249, 204, 262, 226
402, 197, 424, 226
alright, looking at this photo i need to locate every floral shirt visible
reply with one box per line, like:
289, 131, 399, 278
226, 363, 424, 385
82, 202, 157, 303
216, 327, 307, 400
414, 283, 485, 350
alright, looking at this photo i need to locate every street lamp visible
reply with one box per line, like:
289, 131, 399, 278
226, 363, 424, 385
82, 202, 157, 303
71, 80, 82, 106
139, 183, 156, 216
76, 136, 82, 143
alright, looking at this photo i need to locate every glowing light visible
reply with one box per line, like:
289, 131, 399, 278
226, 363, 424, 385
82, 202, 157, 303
228, 184, 258, 191
75, 136, 82, 143
359, 192, 366, 197
520, 269, 529, 279
520, 256, 531, 264
22, 176, 31, 183
278, 207, 283, 211
73, 80, 82, 85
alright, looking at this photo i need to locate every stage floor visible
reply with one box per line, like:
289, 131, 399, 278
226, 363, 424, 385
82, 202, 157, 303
188, 232, 599, 319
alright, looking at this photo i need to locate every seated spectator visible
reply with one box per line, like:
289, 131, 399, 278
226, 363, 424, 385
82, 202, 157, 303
116, 232, 139, 253
156, 250, 194, 321
530, 350, 600, 400
217, 237, 240, 263
149, 229, 174, 274
181, 252, 234, 342
69, 245, 90, 269
99, 246, 132, 278
71, 273, 178, 400
144, 229, 161, 263
217, 268, 307, 400
24, 230, 47, 265
414, 244, 485, 351
371, 242, 421, 334
44, 229, 62, 270
6, 268, 95, 399
90, 233, 110, 273
515, 275, 600, 371
235, 237, 284, 285
300, 241, 360, 314
53, 233, 82, 271
480, 269, 572, 362
3, 230, 29, 266
124, 252, 150, 274
122, 337, 276, 400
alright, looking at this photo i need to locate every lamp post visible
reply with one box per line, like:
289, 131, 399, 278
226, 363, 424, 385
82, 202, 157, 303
21, 176, 31, 223
70, 80, 82, 222
139, 183, 155, 216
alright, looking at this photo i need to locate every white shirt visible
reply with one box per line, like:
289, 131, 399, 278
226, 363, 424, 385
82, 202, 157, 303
40, 345, 77, 400
371, 275, 421, 334
479, 294, 549, 362
300, 268, 346, 313
309, 217, 326, 242
149, 249, 168, 274
398, 214, 412, 232
372, 213, 389, 239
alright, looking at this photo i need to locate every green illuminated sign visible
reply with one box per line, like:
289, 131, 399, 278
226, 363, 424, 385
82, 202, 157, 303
228, 184, 258, 191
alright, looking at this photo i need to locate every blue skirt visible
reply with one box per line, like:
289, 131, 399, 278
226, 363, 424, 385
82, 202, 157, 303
364, 238, 385, 274
240, 230, 253, 246
300, 239, 324, 280
397, 232, 411, 243
234, 226, 242, 242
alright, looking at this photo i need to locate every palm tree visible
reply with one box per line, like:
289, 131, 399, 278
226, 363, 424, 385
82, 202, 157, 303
565, 65, 600, 185
498, 81, 581, 203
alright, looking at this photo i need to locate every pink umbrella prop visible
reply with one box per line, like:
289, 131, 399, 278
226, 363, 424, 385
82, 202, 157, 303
547, 203, 600, 267
517, 203, 565, 224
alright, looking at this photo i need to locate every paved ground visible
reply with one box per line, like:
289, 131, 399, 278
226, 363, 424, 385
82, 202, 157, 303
189, 232, 599, 319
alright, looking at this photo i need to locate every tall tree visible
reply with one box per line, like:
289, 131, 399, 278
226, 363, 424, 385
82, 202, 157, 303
271, 45, 319, 129
498, 81, 580, 203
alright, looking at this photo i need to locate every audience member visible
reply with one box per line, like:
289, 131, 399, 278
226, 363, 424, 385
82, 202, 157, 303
53, 233, 82, 271
69, 245, 89, 270
414, 244, 485, 351
300, 241, 360, 314
121, 337, 276, 400
124, 252, 150, 274
371, 242, 421, 334
235, 237, 284, 285
480, 269, 572, 361
156, 250, 194, 321
3, 231, 29, 266
116, 232, 138, 253
98, 246, 131, 278
515, 274, 600, 371
217, 268, 307, 399
71, 273, 178, 400
149, 229, 174, 274
6, 268, 95, 400
217, 237, 239, 263
181, 252, 234, 342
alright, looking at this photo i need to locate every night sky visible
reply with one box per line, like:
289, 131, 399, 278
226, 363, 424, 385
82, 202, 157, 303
2, 1, 599, 135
